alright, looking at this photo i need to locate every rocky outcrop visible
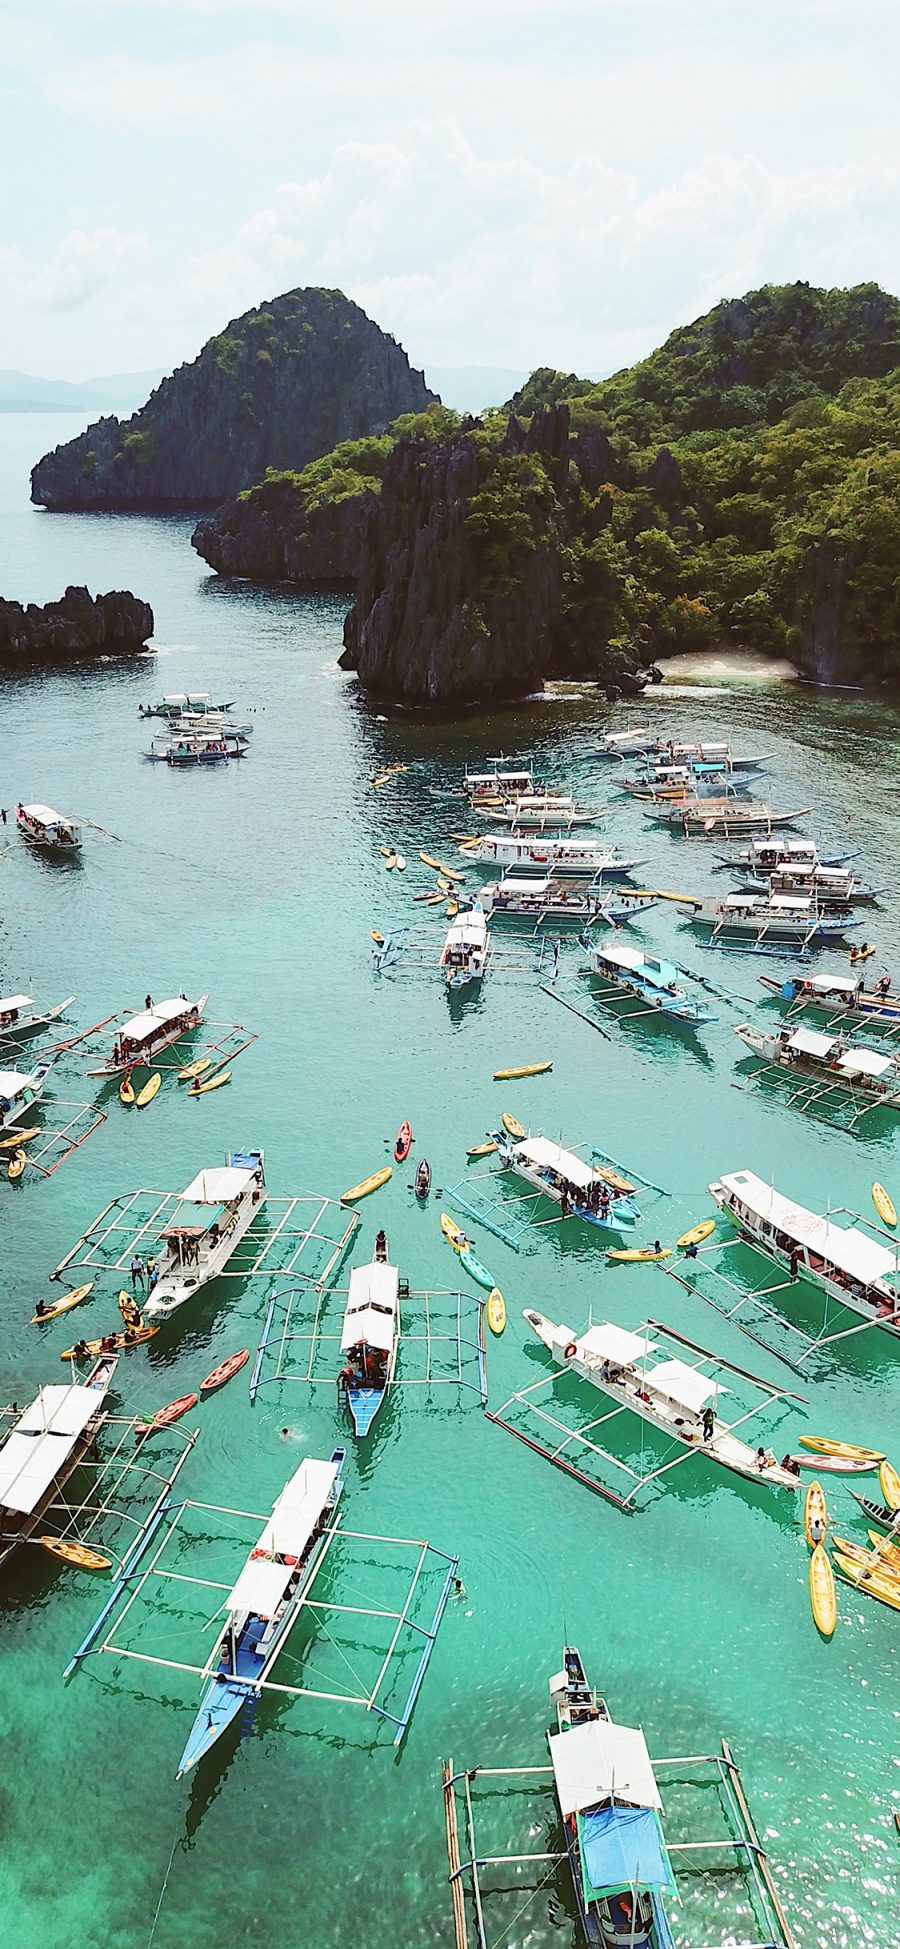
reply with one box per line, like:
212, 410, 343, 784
31, 288, 435, 510
192, 477, 367, 584
0, 586, 153, 667
340, 407, 644, 704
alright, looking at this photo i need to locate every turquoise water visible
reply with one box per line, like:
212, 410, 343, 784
3, 415, 900, 1948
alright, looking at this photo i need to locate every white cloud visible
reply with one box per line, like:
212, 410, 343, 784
0, 226, 145, 319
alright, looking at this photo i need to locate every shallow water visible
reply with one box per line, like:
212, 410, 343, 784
2, 415, 900, 1948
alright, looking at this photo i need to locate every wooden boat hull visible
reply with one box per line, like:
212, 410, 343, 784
32, 1282, 92, 1324
493, 1062, 552, 1079
833, 1550, 900, 1611
804, 1480, 827, 1547
809, 1545, 837, 1635
38, 1538, 110, 1571
341, 1166, 392, 1203
879, 1460, 900, 1510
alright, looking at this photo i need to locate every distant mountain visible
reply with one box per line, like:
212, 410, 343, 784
31, 288, 435, 509
0, 368, 165, 414
423, 365, 530, 413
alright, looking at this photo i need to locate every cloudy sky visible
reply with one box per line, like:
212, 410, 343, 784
2, 0, 898, 383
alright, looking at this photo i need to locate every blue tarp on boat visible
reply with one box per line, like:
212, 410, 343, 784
582, 1804, 672, 1895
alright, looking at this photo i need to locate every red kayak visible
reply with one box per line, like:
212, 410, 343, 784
140, 1392, 199, 1433
394, 1120, 413, 1162
201, 1348, 250, 1394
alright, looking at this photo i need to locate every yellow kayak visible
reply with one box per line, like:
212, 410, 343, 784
450, 833, 480, 845
370, 930, 385, 945
32, 1282, 93, 1324
119, 1071, 135, 1106
440, 1212, 468, 1250
809, 1545, 837, 1635
384, 854, 397, 870
136, 1073, 161, 1109
467, 1140, 497, 1158
872, 1182, 897, 1227
486, 1288, 506, 1335
445, 901, 459, 917
879, 1459, 900, 1510
420, 853, 465, 882
7, 1150, 27, 1181
833, 1536, 900, 1582
501, 1112, 526, 1139
868, 1529, 900, 1563
62, 1326, 158, 1357
677, 1219, 716, 1249
179, 1056, 211, 1082
803, 1480, 827, 1548
341, 1166, 392, 1204
379, 844, 394, 856
424, 891, 444, 906
0, 1124, 39, 1150
799, 1437, 884, 1465
118, 1291, 143, 1328
493, 1061, 553, 1080
833, 1551, 900, 1612
38, 1538, 111, 1571
607, 1246, 672, 1262
188, 1070, 231, 1095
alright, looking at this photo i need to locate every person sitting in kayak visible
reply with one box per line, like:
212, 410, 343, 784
34, 1298, 48, 1318
72, 1339, 90, 1360
809, 1510, 826, 1545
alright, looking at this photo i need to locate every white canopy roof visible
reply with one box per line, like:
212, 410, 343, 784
341, 1260, 399, 1352
180, 1163, 256, 1204
121, 997, 190, 1043
444, 907, 487, 947
769, 895, 813, 913
0, 1384, 103, 1515
752, 837, 814, 857
0, 1068, 38, 1099
0, 995, 34, 1013
788, 1027, 836, 1057
719, 1171, 899, 1286
581, 1323, 658, 1364
228, 1556, 295, 1620
20, 803, 72, 826
645, 1358, 726, 1414
255, 1455, 340, 1561
838, 1047, 894, 1079
549, 1718, 662, 1816
515, 1135, 595, 1191
603, 727, 649, 746
808, 973, 857, 997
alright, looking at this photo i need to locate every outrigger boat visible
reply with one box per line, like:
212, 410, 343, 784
464, 764, 537, 802
462, 834, 646, 878
708, 1168, 900, 1339
622, 761, 751, 801
481, 872, 657, 927
88, 992, 208, 1077
730, 865, 882, 906
759, 969, 900, 1027
719, 836, 856, 874
597, 728, 771, 770
15, 802, 81, 854
0, 1353, 117, 1569
139, 691, 236, 721
339, 1241, 401, 1435
483, 793, 599, 830
492, 1130, 640, 1234
0, 994, 73, 1041
646, 798, 810, 837
584, 937, 717, 1026
145, 1150, 265, 1317
735, 1022, 900, 1116
523, 1312, 799, 1492
145, 731, 247, 765
548, 1649, 676, 1948
175, 1448, 346, 1778
682, 893, 857, 946
441, 904, 489, 990
0, 1061, 52, 1138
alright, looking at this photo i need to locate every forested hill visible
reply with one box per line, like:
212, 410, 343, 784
195, 282, 900, 697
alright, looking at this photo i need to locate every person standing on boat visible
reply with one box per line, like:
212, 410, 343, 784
702, 1405, 715, 1442
130, 1254, 145, 1292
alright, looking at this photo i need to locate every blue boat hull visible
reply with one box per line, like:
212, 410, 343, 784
347, 1382, 386, 1437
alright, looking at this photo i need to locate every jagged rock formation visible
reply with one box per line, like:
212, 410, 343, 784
192, 476, 370, 584
340, 405, 645, 703
0, 587, 153, 667
31, 288, 434, 510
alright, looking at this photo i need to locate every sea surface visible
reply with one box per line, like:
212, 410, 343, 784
2, 413, 900, 1949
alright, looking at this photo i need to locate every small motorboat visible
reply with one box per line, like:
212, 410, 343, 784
394, 1120, 413, 1162
415, 1158, 431, 1199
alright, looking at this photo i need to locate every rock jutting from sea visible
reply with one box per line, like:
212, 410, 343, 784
30, 287, 435, 511
0, 586, 154, 667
